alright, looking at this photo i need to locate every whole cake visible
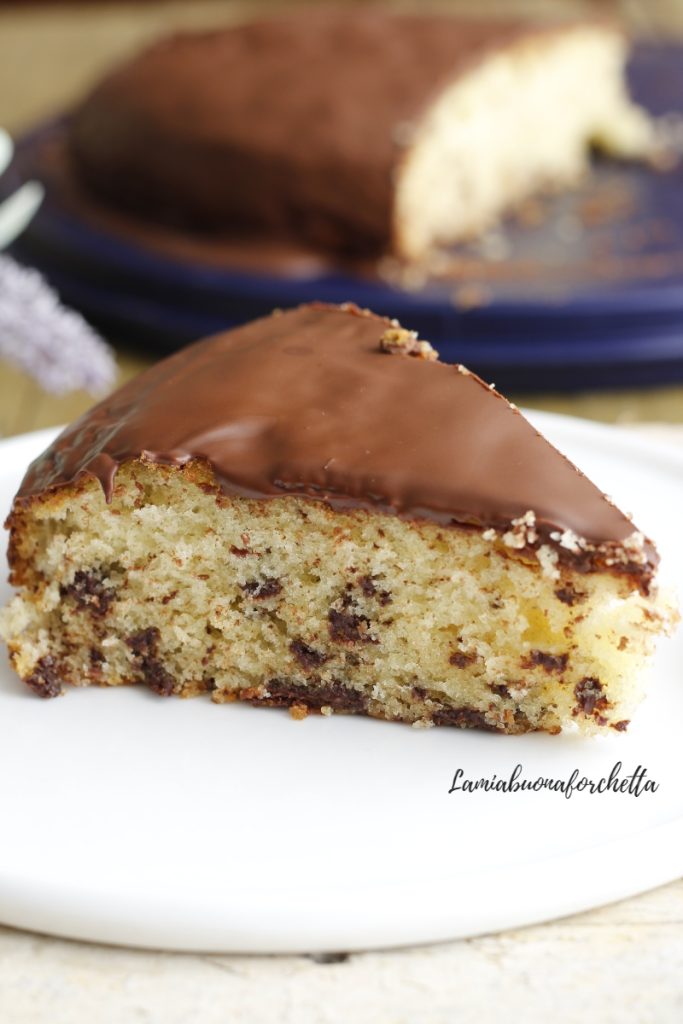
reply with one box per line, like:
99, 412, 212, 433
0, 303, 674, 733
68, 10, 652, 260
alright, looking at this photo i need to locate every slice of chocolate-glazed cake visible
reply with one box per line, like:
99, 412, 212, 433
0, 303, 676, 733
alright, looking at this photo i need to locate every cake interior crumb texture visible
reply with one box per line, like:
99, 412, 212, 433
394, 25, 651, 258
2, 460, 672, 735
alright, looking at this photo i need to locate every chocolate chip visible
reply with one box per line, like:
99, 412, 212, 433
449, 650, 476, 668
126, 627, 175, 696
242, 577, 282, 600
25, 656, 63, 698
89, 647, 105, 671
249, 678, 367, 714
358, 575, 392, 606
554, 586, 585, 607
230, 545, 250, 557
290, 639, 329, 670
521, 650, 569, 673
574, 677, 609, 717
60, 569, 115, 617
328, 608, 376, 644
490, 683, 510, 698
612, 719, 630, 732
431, 707, 501, 731
126, 627, 160, 659
142, 660, 176, 697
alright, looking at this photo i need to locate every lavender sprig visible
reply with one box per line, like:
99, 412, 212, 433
0, 254, 116, 395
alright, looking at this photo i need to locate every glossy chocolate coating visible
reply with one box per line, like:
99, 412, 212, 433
17, 304, 649, 573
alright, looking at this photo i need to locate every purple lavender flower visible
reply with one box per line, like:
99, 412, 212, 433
0, 254, 116, 395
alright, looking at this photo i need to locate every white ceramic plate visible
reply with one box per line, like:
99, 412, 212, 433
0, 414, 681, 954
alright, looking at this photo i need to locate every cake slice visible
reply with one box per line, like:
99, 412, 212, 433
67, 10, 652, 261
0, 303, 675, 733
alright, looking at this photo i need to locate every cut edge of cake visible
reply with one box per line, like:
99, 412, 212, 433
393, 22, 652, 260
1, 455, 675, 736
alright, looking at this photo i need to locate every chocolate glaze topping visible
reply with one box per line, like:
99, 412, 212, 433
16, 303, 655, 581
67, 10, 553, 255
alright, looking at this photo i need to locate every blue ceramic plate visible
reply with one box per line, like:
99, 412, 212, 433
4, 43, 683, 391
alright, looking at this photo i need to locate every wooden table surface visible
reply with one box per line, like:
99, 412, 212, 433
0, 3, 681, 1021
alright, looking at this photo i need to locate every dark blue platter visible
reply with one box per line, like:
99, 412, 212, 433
3, 43, 683, 392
